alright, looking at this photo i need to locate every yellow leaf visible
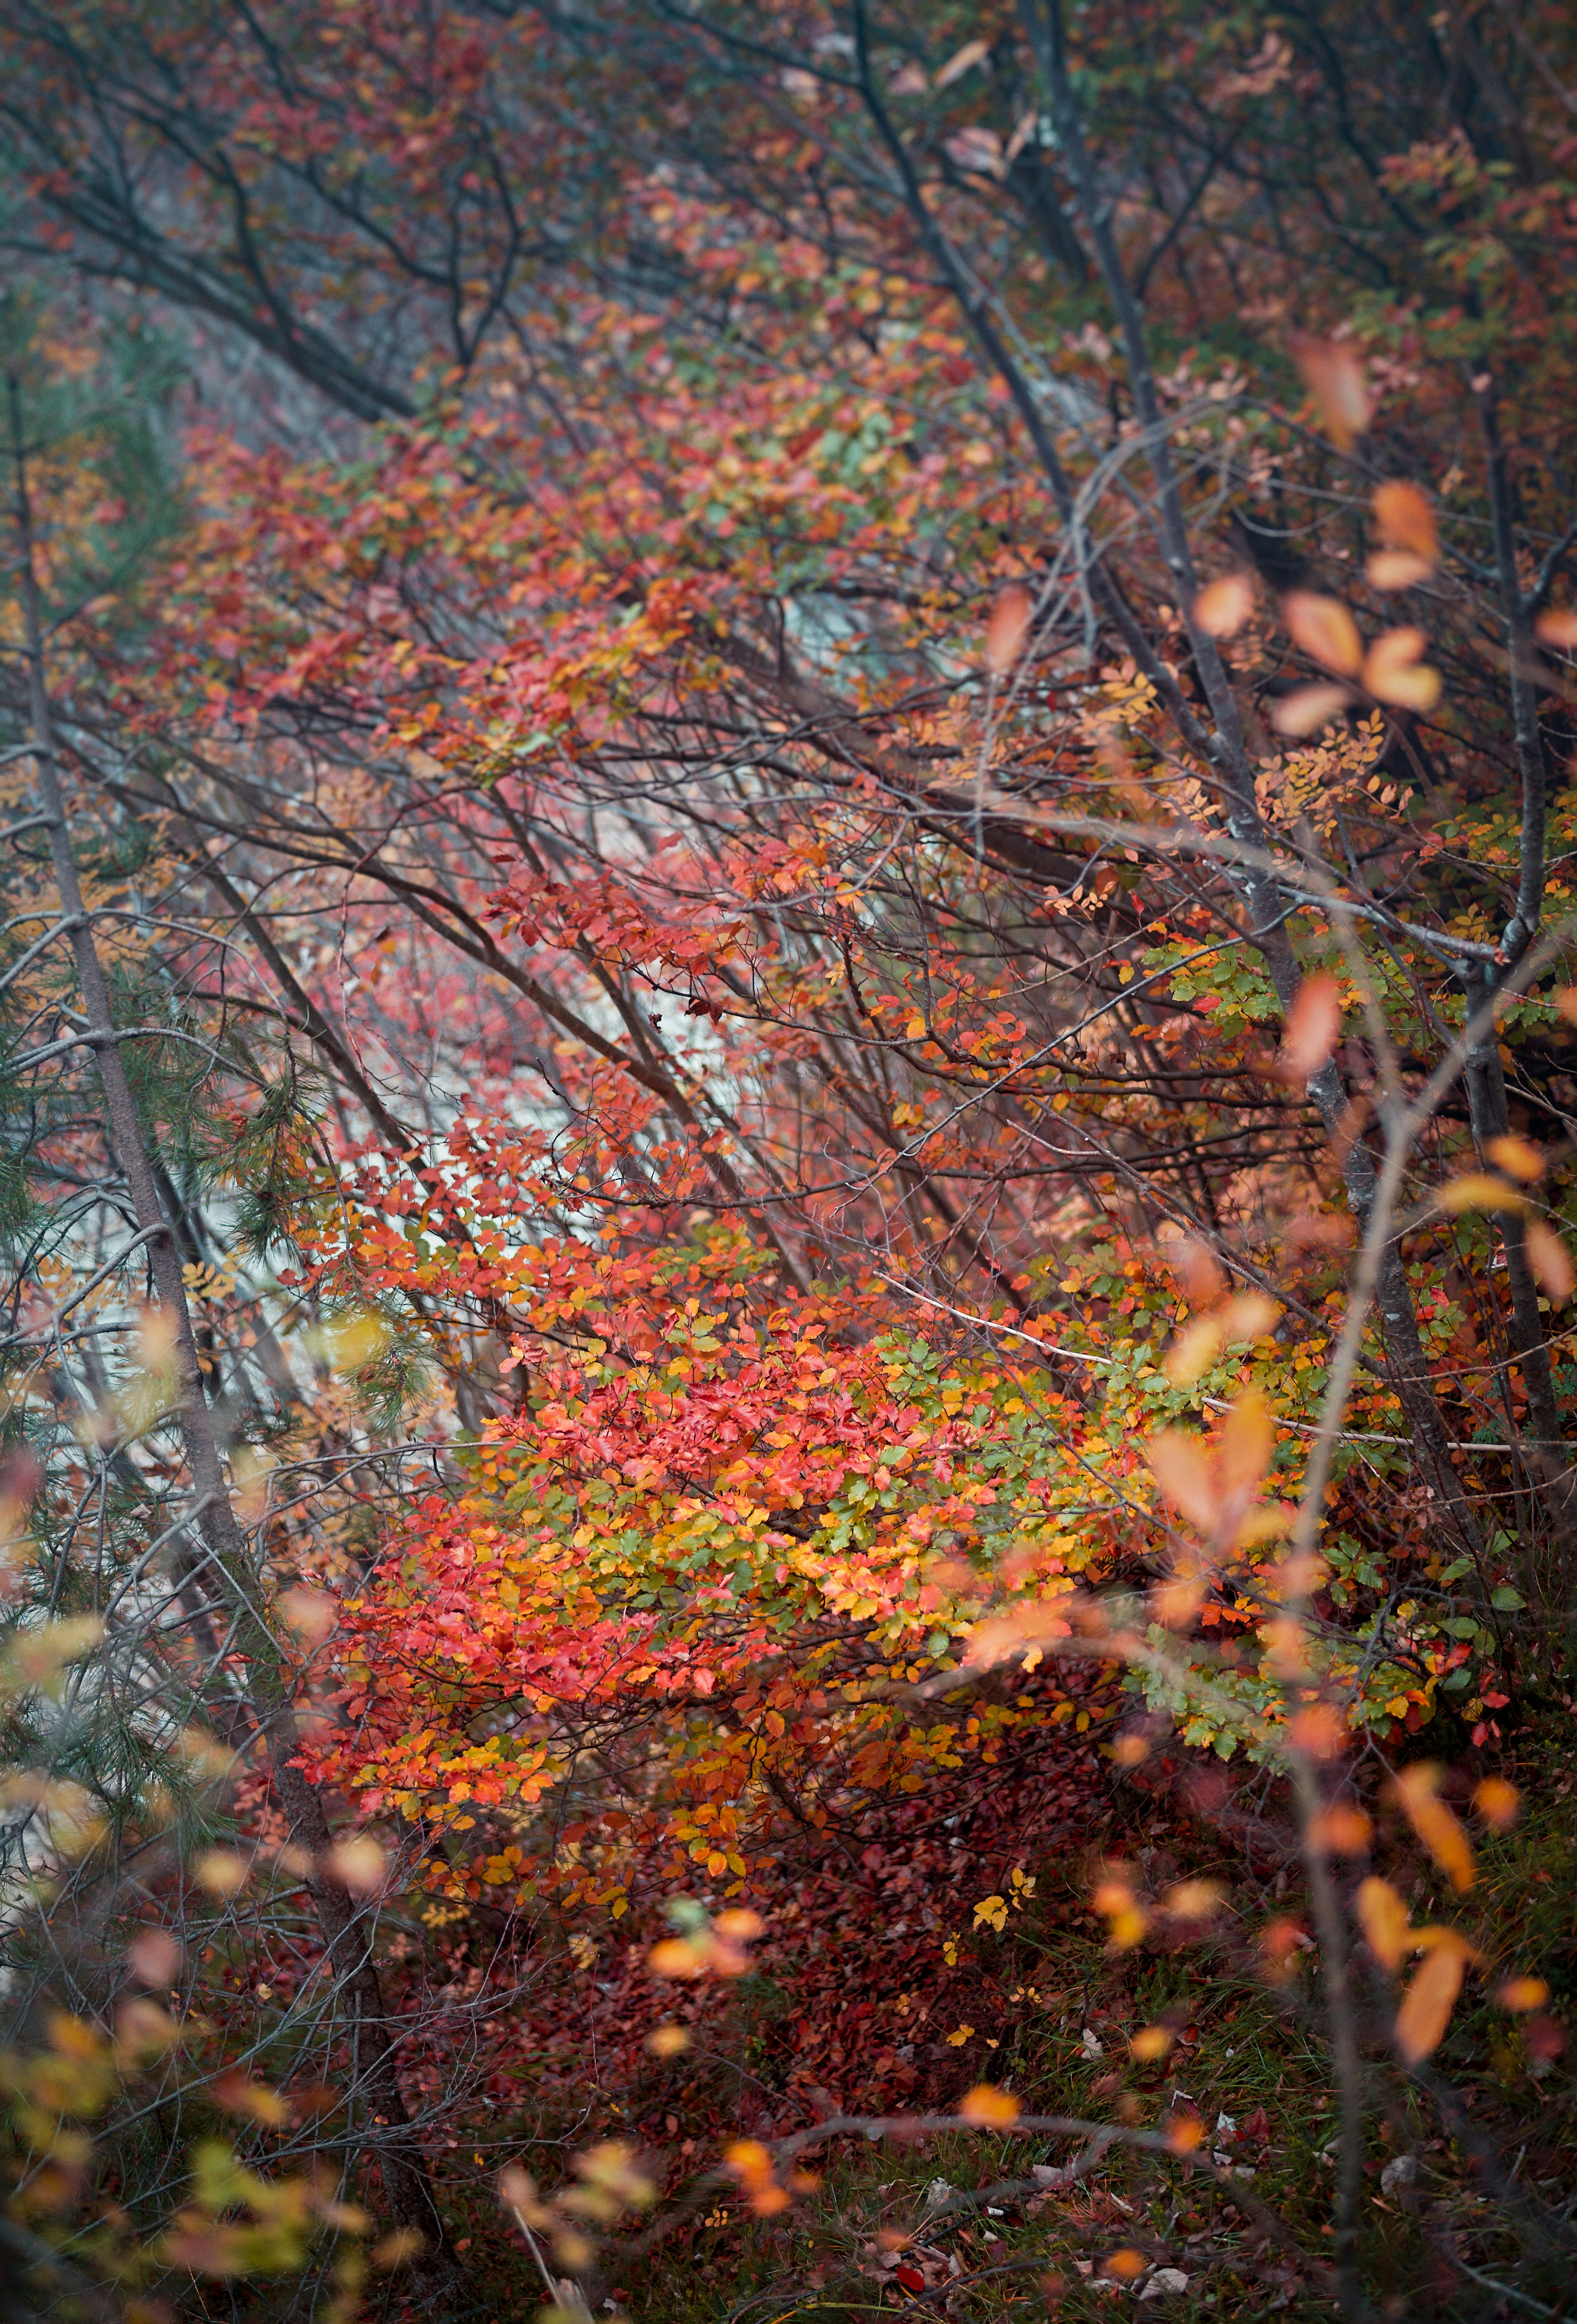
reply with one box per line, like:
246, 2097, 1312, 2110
958, 2082, 1020, 2125
196, 1850, 248, 1897
1130, 2025, 1173, 2061
1356, 1875, 1410, 1970
945, 2024, 976, 2046
1394, 1764, 1474, 1892
1394, 1942, 1466, 2063
1487, 1135, 1544, 1182
1435, 1173, 1528, 1216
326, 1836, 386, 1896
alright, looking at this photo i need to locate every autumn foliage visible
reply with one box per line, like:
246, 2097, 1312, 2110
2, 2, 1577, 2318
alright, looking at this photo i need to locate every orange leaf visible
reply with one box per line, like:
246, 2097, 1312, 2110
1104, 2248, 1148, 2283
1356, 1876, 1410, 1969
1310, 1802, 1373, 1855
1496, 1976, 1549, 2012
984, 583, 1033, 674
1535, 607, 1577, 650
1282, 590, 1364, 676
1288, 334, 1373, 449
1270, 682, 1354, 736
1215, 1387, 1275, 1506
1394, 1765, 1474, 1892
935, 37, 989, 86
1363, 626, 1441, 710
1472, 1777, 1520, 1831
1366, 549, 1433, 591
1145, 1431, 1216, 1533
1394, 1942, 1465, 2063
1523, 1219, 1574, 1304
1486, 1134, 1544, 1182
1435, 1173, 1529, 1215
1194, 573, 1255, 638
1373, 481, 1438, 562
958, 2082, 1021, 2125
1279, 972, 1341, 1080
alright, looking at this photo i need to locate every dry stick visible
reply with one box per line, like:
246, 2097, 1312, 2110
4, 375, 461, 2301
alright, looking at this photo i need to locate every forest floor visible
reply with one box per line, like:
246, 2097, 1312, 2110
430, 1714, 1577, 2324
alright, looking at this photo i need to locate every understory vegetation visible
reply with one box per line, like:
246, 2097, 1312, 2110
0, 3, 1575, 2320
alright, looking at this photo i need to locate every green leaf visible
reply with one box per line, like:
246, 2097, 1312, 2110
1489, 1585, 1526, 1611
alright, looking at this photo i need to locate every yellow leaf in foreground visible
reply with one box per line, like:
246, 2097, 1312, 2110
1394, 1942, 1467, 2063
1356, 1876, 1410, 1970
1394, 1764, 1475, 1891
1435, 1174, 1528, 1216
